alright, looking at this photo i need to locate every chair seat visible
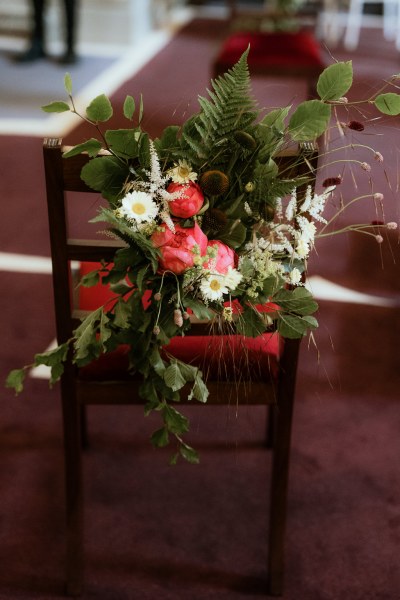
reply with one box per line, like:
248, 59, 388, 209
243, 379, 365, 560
214, 30, 324, 75
78, 263, 281, 383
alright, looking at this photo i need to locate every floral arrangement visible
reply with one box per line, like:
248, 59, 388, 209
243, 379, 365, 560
6, 52, 399, 463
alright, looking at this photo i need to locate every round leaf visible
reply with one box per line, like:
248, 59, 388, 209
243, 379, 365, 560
288, 100, 331, 141
317, 61, 353, 101
374, 93, 400, 115
86, 94, 113, 122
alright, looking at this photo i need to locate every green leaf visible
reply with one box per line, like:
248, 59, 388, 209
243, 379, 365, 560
138, 93, 144, 124
73, 307, 103, 361
41, 101, 70, 113
273, 287, 318, 315
5, 368, 26, 394
62, 139, 103, 159
80, 268, 101, 287
86, 94, 113, 122
80, 156, 129, 201
180, 442, 200, 464
162, 404, 189, 434
104, 129, 139, 159
236, 305, 267, 337
317, 61, 353, 101
34, 342, 69, 384
123, 95, 135, 120
164, 361, 186, 392
183, 298, 214, 320
374, 93, 400, 115
218, 219, 247, 249
113, 298, 132, 329
277, 314, 317, 338
64, 72, 73, 95
149, 347, 166, 376
138, 133, 151, 168
99, 311, 111, 349
288, 100, 332, 141
188, 373, 209, 403
151, 427, 170, 448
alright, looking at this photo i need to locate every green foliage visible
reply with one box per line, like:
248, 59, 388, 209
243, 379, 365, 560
5, 368, 26, 394
317, 61, 353, 101
41, 101, 70, 113
34, 343, 70, 384
123, 95, 135, 120
64, 72, 73, 95
86, 94, 113, 122
105, 129, 139, 159
80, 156, 130, 202
374, 93, 400, 115
289, 100, 332, 141
63, 139, 103, 158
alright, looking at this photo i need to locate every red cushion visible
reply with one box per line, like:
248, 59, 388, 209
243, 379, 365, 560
77, 262, 282, 383
215, 31, 323, 71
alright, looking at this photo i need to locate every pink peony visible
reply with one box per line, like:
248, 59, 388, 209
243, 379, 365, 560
204, 240, 236, 274
151, 222, 208, 274
167, 182, 204, 218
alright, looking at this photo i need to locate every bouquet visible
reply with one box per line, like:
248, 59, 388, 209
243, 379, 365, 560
6, 51, 399, 462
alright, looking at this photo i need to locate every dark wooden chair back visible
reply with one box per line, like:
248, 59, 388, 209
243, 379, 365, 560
43, 137, 318, 596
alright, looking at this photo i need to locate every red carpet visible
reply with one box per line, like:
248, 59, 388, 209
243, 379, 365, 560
1, 16, 400, 600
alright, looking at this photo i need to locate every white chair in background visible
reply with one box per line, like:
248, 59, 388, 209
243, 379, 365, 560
343, 0, 400, 49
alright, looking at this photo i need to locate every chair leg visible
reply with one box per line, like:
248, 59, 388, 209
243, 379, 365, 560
80, 405, 89, 450
265, 404, 275, 449
61, 374, 84, 596
267, 338, 300, 596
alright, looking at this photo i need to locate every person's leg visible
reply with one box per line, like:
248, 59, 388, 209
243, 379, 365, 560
16, 0, 46, 62
59, 0, 78, 64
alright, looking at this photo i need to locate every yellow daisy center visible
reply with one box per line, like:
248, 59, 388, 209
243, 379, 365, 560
210, 279, 221, 291
178, 165, 190, 178
132, 202, 146, 215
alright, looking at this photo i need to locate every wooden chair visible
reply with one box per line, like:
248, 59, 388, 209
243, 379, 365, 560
212, 0, 325, 99
43, 137, 318, 597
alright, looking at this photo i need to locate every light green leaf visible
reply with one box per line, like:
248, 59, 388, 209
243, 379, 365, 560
63, 139, 103, 159
79, 268, 101, 287
317, 61, 353, 101
64, 72, 72, 95
5, 368, 26, 394
374, 93, 400, 115
149, 347, 166, 376
162, 404, 189, 434
34, 342, 69, 384
164, 361, 186, 392
99, 311, 111, 349
183, 298, 214, 320
123, 95, 135, 120
288, 100, 332, 141
41, 101, 70, 113
86, 94, 113, 122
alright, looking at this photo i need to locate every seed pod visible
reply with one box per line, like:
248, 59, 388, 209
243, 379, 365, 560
202, 208, 228, 233
234, 130, 257, 150
199, 170, 229, 196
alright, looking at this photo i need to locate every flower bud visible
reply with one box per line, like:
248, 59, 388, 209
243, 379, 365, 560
174, 308, 183, 327
154, 292, 162, 301
347, 120, 365, 131
374, 151, 384, 162
361, 162, 371, 172
375, 235, 384, 244
386, 222, 398, 230
373, 193, 384, 201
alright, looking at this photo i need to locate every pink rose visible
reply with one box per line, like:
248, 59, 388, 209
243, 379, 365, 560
204, 240, 236, 274
167, 182, 204, 218
151, 222, 208, 274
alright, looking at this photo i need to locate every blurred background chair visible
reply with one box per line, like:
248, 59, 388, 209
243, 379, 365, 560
212, 0, 325, 98
43, 136, 318, 596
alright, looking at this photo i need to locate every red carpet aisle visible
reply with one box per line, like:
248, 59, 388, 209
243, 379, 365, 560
1, 17, 400, 599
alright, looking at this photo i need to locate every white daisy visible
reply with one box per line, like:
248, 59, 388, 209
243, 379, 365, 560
224, 267, 243, 291
120, 191, 158, 224
289, 268, 302, 285
167, 160, 197, 184
200, 272, 228, 301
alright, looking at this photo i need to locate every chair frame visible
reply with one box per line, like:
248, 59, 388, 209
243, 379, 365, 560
43, 136, 318, 596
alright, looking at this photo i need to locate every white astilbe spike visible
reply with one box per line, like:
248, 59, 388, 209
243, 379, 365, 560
285, 188, 297, 221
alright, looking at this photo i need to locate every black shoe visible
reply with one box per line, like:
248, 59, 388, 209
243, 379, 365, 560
58, 50, 78, 65
15, 40, 45, 63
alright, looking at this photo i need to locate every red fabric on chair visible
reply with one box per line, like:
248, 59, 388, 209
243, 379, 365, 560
214, 31, 324, 74
78, 262, 282, 383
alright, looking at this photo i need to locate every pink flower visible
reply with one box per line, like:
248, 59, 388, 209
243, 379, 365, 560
151, 222, 208, 274
204, 240, 236, 274
167, 182, 204, 218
